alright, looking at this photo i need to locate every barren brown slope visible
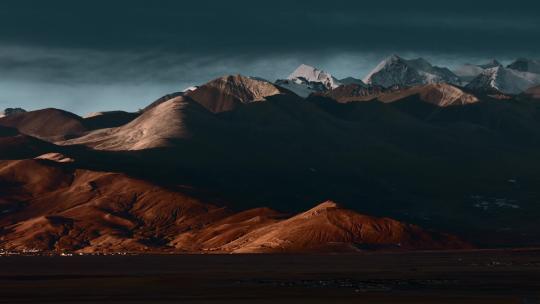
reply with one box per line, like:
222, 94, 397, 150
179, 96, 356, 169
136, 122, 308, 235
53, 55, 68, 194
0, 108, 88, 141
143, 92, 184, 112
62, 96, 218, 150
0, 159, 469, 254
215, 201, 469, 253
0, 126, 60, 159
0, 159, 230, 253
186, 74, 294, 113
171, 207, 287, 252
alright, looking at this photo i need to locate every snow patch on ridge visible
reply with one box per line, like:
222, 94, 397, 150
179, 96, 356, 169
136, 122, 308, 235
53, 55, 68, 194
454, 60, 502, 83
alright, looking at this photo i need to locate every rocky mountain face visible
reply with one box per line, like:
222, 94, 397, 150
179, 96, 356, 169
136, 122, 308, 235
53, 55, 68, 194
277, 57, 540, 98
363, 55, 462, 88
288, 64, 341, 89
465, 66, 540, 95
275, 64, 343, 97
454, 60, 502, 82
274, 78, 328, 97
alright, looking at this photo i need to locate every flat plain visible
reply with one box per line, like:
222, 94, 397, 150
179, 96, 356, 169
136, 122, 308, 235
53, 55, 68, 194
1, 249, 539, 303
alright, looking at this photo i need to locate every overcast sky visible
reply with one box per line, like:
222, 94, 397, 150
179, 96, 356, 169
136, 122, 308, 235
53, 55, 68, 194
1, 0, 539, 114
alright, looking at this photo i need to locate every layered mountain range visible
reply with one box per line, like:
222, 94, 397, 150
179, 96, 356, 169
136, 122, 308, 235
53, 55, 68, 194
277, 56, 540, 96
2, 55, 540, 254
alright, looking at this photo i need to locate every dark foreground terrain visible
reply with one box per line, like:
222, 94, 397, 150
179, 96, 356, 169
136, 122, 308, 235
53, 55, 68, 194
0, 250, 539, 303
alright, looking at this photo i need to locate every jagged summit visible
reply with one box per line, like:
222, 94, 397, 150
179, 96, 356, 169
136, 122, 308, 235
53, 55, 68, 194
466, 66, 540, 95
479, 59, 502, 69
363, 55, 461, 88
287, 64, 341, 89
276, 64, 342, 97
275, 78, 327, 98
454, 59, 503, 82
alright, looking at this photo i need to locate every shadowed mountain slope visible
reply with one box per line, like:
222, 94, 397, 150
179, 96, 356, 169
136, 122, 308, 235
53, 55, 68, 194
0, 126, 61, 159
83, 111, 140, 130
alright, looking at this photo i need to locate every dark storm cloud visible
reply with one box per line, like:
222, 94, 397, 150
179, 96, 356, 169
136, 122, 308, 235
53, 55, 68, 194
1, 0, 539, 54
0, 0, 539, 113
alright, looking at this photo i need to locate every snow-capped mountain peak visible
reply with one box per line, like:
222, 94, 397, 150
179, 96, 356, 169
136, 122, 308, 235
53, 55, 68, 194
466, 66, 540, 95
363, 55, 461, 88
275, 64, 342, 98
453, 59, 503, 83
287, 64, 341, 89
366, 54, 403, 76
